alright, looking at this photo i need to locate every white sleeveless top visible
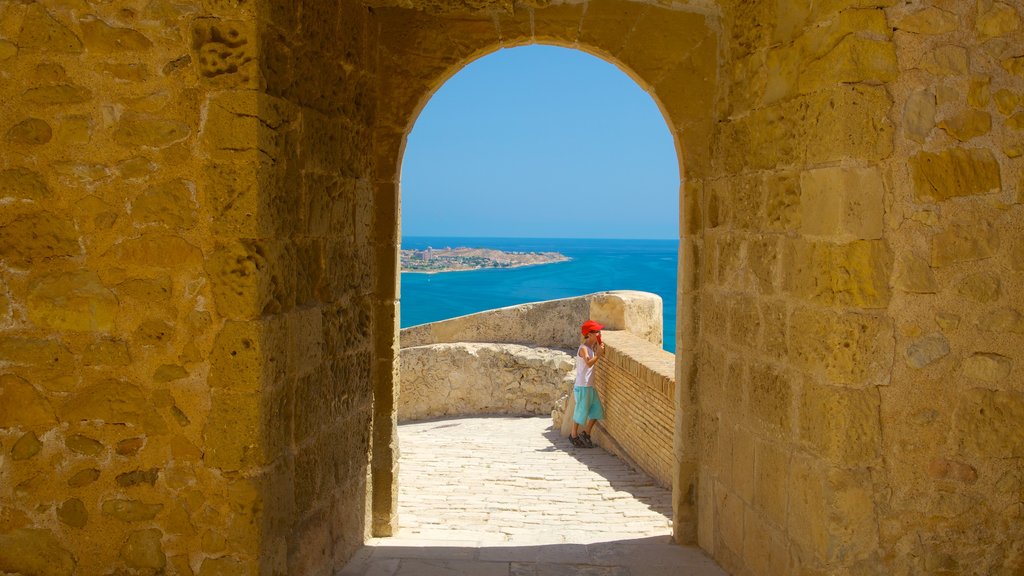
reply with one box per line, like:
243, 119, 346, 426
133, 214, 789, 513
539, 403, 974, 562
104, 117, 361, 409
575, 344, 594, 388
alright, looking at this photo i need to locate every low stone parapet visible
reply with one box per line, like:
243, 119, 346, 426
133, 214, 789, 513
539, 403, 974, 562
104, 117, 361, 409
552, 330, 675, 489
399, 342, 574, 421
400, 290, 664, 350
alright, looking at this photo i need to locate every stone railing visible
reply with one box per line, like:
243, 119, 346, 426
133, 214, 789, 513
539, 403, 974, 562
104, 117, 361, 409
399, 291, 676, 489
400, 290, 664, 350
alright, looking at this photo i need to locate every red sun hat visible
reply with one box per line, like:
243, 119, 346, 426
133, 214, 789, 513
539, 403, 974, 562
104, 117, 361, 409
581, 320, 604, 336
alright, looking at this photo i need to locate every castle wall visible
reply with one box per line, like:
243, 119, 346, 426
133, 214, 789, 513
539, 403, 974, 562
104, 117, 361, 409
400, 290, 664, 350
699, 1, 1024, 574
0, 0, 381, 573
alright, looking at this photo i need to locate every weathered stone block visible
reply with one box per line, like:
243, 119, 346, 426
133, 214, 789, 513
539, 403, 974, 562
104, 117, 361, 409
716, 485, 745, 557
26, 270, 117, 331
994, 89, 1020, 116
134, 320, 174, 347
0, 167, 51, 200
117, 437, 145, 456
905, 332, 949, 369
938, 110, 992, 141
977, 2, 1021, 39
104, 233, 203, 270
804, 85, 894, 164
191, 19, 255, 82
17, 4, 82, 53
207, 239, 295, 319
101, 499, 163, 522
784, 240, 893, 308
0, 210, 81, 266
61, 380, 149, 425
57, 498, 88, 528
979, 308, 1024, 333
577, 0, 647, 55
911, 148, 1001, 201
932, 220, 999, 266
754, 440, 789, 528
748, 363, 792, 438
0, 529, 75, 576
23, 84, 92, 106
203, 389, 263, 470
748, 238, 780, 294
800, 166, 884, 240
799, 382, 880, 466
0, 110, 39, 144
54, 115, 92, 146
153, 364, 188, 382
117, 468, 160, 487
799, 35, 897, 93
825, 467, 878, 562
65, 467, 102, 489
614, 8, 712, 86
1002, 55, 1024, 79
0, 337, 73, 371
962, 353, 1012, 383
957, 272, 1001, 303
904, 90, 935, 142
764, 171, 800, 231
788, 454, 827, 562
120, 528, 166, 570
895, 7, 958, 34
968, 76, 991, 109
956, 388, 1024, 457
80, 16, 153, 52
894, 252, 938, 293
927, 458, 978, 484
132, 179, 196, 228
729, 295, 761, 349
12, 431, 43, 460
920, 45, 969, 76
113, 112, 190, 149
65, 434, 103, 455
210, 320, 270, 392
0, 374, 57, 429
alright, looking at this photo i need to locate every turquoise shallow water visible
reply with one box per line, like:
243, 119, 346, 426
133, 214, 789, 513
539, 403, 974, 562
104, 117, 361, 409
400, 237, 678, 353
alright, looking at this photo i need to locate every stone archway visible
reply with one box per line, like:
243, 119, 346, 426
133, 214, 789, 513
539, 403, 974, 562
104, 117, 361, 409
367, 1, 720, 544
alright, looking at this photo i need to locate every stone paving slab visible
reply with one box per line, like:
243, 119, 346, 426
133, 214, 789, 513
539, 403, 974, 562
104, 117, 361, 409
338, 416, 727, 576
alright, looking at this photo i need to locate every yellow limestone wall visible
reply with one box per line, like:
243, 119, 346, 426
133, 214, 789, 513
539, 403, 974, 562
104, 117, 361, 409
0, 0, 383, 574
700, 0, 1024, 574
1, 0, 1022, 574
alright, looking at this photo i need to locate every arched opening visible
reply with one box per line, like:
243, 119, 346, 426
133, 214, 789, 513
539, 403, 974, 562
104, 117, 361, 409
367, 2, 718, 549
400, 44, 680, 344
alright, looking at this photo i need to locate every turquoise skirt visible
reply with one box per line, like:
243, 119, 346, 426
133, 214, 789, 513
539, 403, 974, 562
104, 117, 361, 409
573, 386, 604, 425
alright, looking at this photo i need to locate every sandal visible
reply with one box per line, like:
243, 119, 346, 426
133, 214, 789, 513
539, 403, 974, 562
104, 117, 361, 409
569, 435, 583, 448
580, 431, 594, 448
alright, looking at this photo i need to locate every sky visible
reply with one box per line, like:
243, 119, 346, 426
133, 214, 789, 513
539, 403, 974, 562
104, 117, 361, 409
400, 45, 680, 240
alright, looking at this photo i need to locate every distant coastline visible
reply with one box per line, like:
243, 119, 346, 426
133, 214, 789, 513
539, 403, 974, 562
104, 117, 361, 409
401, 246, 570, 274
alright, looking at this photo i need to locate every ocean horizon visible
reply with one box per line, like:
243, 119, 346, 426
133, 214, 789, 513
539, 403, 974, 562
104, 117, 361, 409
400, 236, 679, 353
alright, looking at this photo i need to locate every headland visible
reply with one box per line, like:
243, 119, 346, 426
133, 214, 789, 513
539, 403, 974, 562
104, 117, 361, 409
401, 246, 569, 273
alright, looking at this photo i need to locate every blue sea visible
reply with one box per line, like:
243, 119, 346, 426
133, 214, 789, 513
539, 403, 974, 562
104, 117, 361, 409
400, 237, 678, 353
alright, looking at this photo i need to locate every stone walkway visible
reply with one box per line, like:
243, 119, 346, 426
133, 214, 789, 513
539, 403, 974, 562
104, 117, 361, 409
339, 416, 727, 576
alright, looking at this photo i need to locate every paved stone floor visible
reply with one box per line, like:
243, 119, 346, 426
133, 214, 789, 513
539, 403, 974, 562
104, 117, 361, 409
339, 416, 727, 576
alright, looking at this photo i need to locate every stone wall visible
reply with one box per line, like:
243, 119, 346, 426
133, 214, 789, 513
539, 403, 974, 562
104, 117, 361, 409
696, 1, 1024, 574
0, 0, 382, 574
400, 290, 664, 350
399, 342, 574, 421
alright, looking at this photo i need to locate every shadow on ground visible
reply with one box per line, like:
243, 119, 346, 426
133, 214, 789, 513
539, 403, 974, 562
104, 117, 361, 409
339, 535, 726, 576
